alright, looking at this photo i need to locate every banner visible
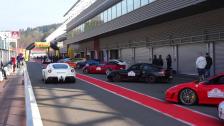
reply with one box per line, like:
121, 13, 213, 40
34, 42, 50, 48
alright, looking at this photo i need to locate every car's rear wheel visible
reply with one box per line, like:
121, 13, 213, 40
179, 88, 198, 105
105, 68, 112, 75
83, 68, 89, 74
145, 76, 156, 83
113, 74, 121, 82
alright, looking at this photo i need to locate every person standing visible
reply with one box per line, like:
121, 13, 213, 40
166, 54, 172, 69
205, 53, 213, 78
158, 55, 164, 67
152, 55, 158, 66
196, 54, 207, 81
11, 57, 16, 73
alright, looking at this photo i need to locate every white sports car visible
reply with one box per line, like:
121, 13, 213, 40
42, 63, 76, 83
218, 101, 224, 120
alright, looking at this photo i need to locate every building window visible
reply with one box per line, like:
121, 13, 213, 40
121, 0, 127, 15
111, 5, 117, 20
134, 0, 141, 9
141, 0, 149, 6
103, 10, 108, 22
100, 13, 104, 23
107, 8, 112, 21
127, 0, 134, 12
116, 2, 122, 17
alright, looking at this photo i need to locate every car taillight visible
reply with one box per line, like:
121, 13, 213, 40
71, 69, 75, 72
48, 70, 52, 73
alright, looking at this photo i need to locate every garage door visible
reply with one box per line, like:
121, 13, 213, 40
153, 46, 174, 69
215, 41, 224, 74
178, 43, 207, 75
121, 48, 134, 65
135, 47, 150, 63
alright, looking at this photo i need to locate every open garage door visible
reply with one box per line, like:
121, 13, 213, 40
215, 41, 224, 74
153, 46, 174, 69
178, 43, 207, 75
121, 48, 134, 65
135, 47, 151, 63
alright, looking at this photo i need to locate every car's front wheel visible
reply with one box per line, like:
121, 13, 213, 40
83, 68, 89, 74
105, 68, 112, 75
145, 76, 156, 83
179, 88, 198, 105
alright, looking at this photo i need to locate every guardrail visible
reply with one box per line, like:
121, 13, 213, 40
24, 64, 43, 126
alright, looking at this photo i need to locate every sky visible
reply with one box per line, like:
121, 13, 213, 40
0, 0, 76, 31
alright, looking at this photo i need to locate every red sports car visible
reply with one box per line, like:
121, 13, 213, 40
82, 61, 126, 75
166, 73, 224, 105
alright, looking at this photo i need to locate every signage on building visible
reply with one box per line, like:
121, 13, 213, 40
11, 31, 20, 39
34, 42, 50, 48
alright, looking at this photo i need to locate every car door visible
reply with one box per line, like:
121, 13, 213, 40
199, 75, 224, 104
125, 64, 142, 81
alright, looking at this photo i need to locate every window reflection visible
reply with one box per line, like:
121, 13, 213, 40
121, 0, 127, 15
116, 2, 122, 17
68, 0, 156, 39
141, 0, 149, 6
134, 0, 140, 9
112, 6, 117, 20
127, 0, 134, 12
107, 8, 112, 21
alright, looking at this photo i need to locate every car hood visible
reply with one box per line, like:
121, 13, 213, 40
167, 81, 198, 91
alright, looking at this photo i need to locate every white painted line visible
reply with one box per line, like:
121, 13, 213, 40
24, 64, 43, 126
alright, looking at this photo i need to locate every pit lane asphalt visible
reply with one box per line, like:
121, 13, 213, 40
27, 62, 188, 126
76, 69, 218, 118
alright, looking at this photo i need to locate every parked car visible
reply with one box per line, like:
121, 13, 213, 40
82, 60, 126, 75
218, 101, 224, 120
107, 63, 172, 83
109, 59, 128, 69
42, 63, 76, 83
166, 73, 224, 105
77, 59, 100, 69
57, 58, 77, 68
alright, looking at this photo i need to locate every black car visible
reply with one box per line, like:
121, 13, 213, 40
107, 63, 172, 83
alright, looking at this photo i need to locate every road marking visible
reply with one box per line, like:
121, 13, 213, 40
77, 73, 223, 126
24, 64, 43, 126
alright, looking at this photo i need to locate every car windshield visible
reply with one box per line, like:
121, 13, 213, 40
52, 64, 68, 69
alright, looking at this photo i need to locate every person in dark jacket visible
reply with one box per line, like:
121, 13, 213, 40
158, 55, 164, 67
205, 53, 213, 78
166, 54, 172, 69
152, 55, 158, 66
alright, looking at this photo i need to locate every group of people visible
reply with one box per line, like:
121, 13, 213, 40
152, 54, 172, 69
196, 53, 213, 81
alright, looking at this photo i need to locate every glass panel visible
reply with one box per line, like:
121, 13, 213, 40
134, 0, 140, 9
127, 0, 134, 12
141, 0, 149, 6
121, 0, 127, 15
116, 2, 122, 17
111, 5, 117, 20
100, 13, 104, 23
103, 10, 108, 22
107, 8, 112, 21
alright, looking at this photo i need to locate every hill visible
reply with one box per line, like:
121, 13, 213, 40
18, 23, 61, 48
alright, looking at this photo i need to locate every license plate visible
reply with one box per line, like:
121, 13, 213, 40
57, 72, 65, 74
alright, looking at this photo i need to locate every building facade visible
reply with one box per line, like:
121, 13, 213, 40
0, 32, 18, 64
49, 0, 224, 75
